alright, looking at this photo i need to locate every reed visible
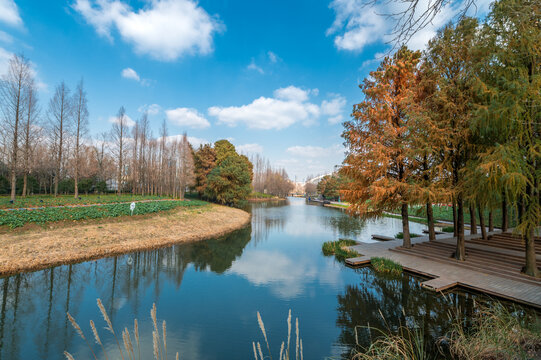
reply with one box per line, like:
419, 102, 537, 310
445, 301, 541, 359
253, 310, 303, 360
64, 298, 179, 360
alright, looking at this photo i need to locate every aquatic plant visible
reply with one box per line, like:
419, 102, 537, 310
445, 302, 541, 359
395, 232, 421, 239
370, 257, 403, 276
253, 309, 303, 360
65, 298, 178, 360
322, 239, 360, 260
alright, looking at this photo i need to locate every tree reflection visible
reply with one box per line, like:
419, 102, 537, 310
0, 225, 252, 360
325, 212, 366, 238
335, 268, 475, 359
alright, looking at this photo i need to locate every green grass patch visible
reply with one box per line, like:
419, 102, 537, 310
370, 257, 403, 276
322, 239, 360, 261
0, 200, 208, 228
395, 232, 421, 239
249, 192, 276, 199
0, 194, 167, 209
442, 226, 454, 233
384, 213, 428, 224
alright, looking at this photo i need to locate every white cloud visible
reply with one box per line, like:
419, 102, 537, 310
229, 250, 318, 299
237, 143, 263, 154
73, 0, 223, 61
287, 144, 344, 158
208, 86, 345, 130
326, 0, 489, 52
166, 107, 210, 129
267, 51, 279, 63
0, 30, 13, 43
274, 85, 310, 102
0, 0, 22, 27
247, 58, 264, 74
188, 136, 209, 148
209, 88, 320, 130
321, 94, 347, 124
0, 47, 11, 74
121, 67, 140, 81
108, 114, 136, 127
138, 103, 161, 115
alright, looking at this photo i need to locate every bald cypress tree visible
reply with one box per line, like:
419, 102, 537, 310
341, 46, 421, 248
473, 0, 540, 277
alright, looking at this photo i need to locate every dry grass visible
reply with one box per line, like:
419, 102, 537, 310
65, 298, 177, 360
253, 309, 304, 360
0, 204, 250, 276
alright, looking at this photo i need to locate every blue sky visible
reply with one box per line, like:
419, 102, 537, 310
0, 0, 492, 180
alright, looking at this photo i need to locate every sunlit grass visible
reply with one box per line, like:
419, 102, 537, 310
370, 257, 403, 276
322, 239, 360, 260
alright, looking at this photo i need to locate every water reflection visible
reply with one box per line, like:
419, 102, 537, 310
0, 198, 536, 360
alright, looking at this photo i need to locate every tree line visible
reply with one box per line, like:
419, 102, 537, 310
340, 0, 540, 277
251, 153, 294, 198
0, 55, 258, 205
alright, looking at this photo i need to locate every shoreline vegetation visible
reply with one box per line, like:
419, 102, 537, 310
248, 191, 287, 202
0, 203, 250, 276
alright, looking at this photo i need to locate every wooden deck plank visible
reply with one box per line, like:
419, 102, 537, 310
347, 231, 541, 309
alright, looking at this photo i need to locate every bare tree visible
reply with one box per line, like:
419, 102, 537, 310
178, 133, 195, 199
363, 0, 477, 48
21, 79, 40, 197
48, 81, 72, 196
72, 79, 89, 198
0, 54, 33, 201
111, 106, 128, 195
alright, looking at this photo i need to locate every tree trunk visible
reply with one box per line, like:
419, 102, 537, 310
478, 205, 487, 240
524, 227, 539, 277
401, 204, 411, 249
469, 204, 477, 234
21, 176, 28, 199
488, 211, 494, 232
452, 202, 457, 237
455, 195, 466, 261
501, 191, 508, 232
426, 202, 435, 241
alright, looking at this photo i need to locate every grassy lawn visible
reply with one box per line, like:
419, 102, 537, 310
249, 192, 277, 199
0, 199, 208, 229
389, 204, 516, 228
0, 194, 169, 209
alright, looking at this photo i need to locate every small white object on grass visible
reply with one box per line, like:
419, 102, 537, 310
130, 202, 136, 215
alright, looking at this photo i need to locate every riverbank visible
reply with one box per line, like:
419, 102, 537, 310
247, 197, 286, 202
0, 204, 251, 276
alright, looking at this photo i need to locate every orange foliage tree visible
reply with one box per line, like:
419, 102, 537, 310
341, 46, 421, 248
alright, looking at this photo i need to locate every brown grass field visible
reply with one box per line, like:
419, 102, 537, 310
0, 204, 251, 276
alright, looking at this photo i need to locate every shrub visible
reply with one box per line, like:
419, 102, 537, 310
371, 257, 403, 276
442, 226, 454, 233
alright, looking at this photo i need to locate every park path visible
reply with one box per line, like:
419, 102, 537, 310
0, 198, 187, 211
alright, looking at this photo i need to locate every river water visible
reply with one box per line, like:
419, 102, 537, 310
0, 198, 526, 359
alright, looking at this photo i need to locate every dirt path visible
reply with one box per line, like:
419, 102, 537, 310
0, 204, 251, 276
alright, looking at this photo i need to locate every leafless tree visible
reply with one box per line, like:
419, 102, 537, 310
0, 54, 33, 201
48, 81, 72, 196
178, 133, 195, 199
111, 106, 128, 195
364, 0, 477, 48
21, 79, 40, 197
72, 79, 89, 198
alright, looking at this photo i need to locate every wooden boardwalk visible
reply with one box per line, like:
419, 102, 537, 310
347, 231, 541, 309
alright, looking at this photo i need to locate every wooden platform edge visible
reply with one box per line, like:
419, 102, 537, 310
345, 256, 370, 266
